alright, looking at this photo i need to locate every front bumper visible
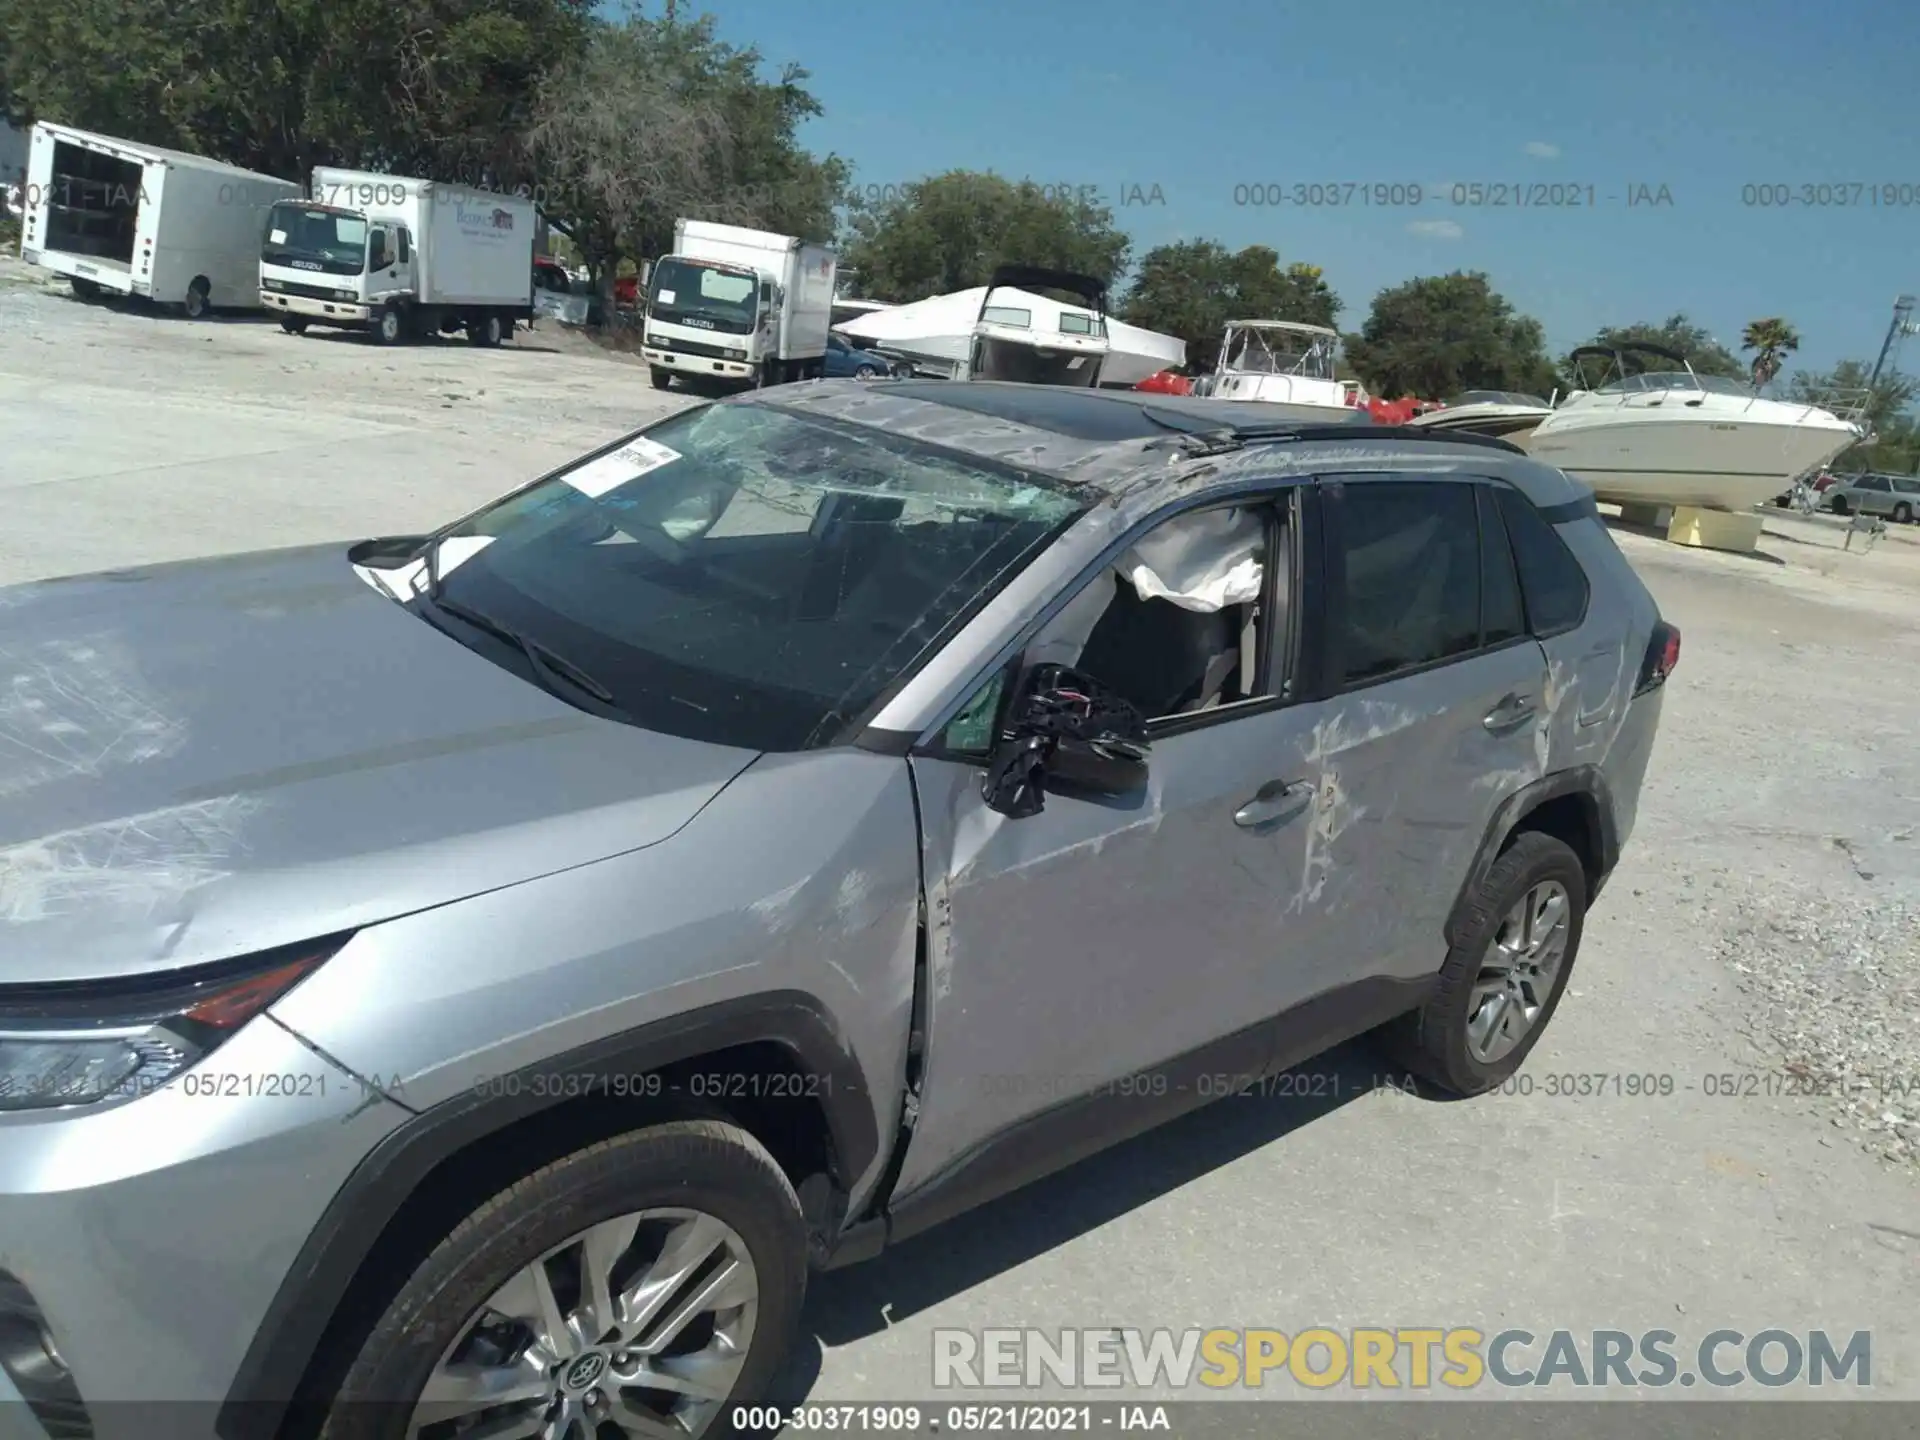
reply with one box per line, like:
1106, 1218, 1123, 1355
261, 291, 370, 324
0, 1014, 409, 1439
643, 346, 753, 380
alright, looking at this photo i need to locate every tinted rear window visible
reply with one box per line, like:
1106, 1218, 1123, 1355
1495, 487, 1590, 635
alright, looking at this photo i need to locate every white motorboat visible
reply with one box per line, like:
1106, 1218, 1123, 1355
1196, 320, 1361, 415
1408, 389, 1556, 440
1522, 342, 1870, 511
963, 265, 1109, 387
832, 283, 1181, 385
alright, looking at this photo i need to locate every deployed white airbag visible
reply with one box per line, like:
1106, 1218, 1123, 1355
1121, 506, 1263, 613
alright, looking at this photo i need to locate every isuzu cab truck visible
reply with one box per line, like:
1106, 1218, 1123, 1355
259, 169, 535, 345
643, 219, 836, 390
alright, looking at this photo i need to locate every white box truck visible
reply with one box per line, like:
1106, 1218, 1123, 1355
17, 122, 300, 315
643, 220, 836, 391
258, 169, 534, 345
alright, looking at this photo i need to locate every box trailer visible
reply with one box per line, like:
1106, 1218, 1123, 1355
17, 122, 300, 315
643, 219, 836, 391
258, 170, 535, 345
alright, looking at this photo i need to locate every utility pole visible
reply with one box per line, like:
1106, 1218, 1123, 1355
1866, 294, 1917, 393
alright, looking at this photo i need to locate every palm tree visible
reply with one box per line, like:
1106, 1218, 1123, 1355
1742, 317, 1800, 392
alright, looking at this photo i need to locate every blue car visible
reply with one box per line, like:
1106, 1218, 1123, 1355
824, 332, 899, 379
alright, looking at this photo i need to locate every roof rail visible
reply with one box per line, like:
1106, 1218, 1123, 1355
1190, 421, 1529, 456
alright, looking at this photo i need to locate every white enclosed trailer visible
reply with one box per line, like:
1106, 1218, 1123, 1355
258, 169, 535, 345
17, 122, 300, 315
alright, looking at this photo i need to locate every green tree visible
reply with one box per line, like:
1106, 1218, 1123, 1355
1342, 272, 1557, 400
1741, 317, 1800, 392
839, 170, 1131, 303
1785, 359, 1920, 472
0, 0, 593, 181
1120, 241, 1340, 371
1562, 314, 1744, 386
527, 11, 846, 315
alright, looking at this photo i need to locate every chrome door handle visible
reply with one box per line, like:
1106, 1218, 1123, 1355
1235, 779, 1312, 829
1483, 693, 1537, 732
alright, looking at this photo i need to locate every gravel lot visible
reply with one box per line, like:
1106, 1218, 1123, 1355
3, 259, 1917, 1415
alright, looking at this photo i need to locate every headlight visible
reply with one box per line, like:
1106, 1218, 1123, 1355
262, 278, 283, 292
724, 348, 747, 361
333, 288, 356, 302
0, 936, 344, 1112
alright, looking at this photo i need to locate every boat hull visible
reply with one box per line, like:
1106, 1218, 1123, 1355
1409, 404, 1553, 440
1522, 413, 1861, 511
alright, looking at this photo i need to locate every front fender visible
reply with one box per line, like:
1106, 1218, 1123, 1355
217, 992, 878, 1440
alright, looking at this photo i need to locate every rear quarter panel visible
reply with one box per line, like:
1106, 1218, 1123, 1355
1541, 513, 1662, 847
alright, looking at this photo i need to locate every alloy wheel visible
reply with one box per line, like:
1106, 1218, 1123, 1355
407, 1207, 759, 1439
1465, 880, 1570, 1064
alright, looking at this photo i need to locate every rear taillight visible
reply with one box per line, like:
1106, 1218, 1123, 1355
1634, 621, 1680, 695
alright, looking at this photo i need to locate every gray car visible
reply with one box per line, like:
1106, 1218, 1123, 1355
0, 381, 1676, 1439
1826, 471, 1920, 523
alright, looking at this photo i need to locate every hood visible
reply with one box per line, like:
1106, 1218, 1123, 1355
0, 546, 760, 981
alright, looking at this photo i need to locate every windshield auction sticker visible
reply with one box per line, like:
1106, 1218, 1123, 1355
562, 436, 683, 499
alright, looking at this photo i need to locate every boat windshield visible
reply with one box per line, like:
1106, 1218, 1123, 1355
1596, 370, 1753, 397
1222, 327, 1337, 379
1450, 390, 1550, 407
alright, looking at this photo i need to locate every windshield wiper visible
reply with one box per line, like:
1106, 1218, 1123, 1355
419, 591, 618, 707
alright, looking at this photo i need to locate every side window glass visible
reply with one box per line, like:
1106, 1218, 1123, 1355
1338, 482, 1480, 686
1477, 486, 1526, 646
1496, 486, 1590, 635
942, 670, 1007, 754
1025, 502, 1276, 721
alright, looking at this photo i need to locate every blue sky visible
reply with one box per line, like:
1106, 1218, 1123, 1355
669, 0, 1920, 380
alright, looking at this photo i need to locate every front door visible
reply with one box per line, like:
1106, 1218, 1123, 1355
891, 490, 1341, 1201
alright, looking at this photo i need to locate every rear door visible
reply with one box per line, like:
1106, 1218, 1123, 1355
1305, 475, 1550, 982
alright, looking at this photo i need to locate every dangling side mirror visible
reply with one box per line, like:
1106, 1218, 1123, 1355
980, 664, 1150, 818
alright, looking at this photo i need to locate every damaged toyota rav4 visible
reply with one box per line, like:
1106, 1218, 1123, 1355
0, 380, 1676, 1439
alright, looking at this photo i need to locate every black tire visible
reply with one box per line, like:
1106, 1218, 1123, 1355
320, 1120, 805, 1439
650, 367, 673, 391
69, 276, 101, 301
1894, 502, 1913, 525
279, 317, 309, 335
467, 312, 504, 348
373, 305, 404, 346
183, 278, 211, 319
1829, 494, 1849, 515
855, 363, 880, 379
1377, 831, 1587, 1096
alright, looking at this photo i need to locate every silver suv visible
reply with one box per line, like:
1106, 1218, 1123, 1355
0, 382, 1677, 1439
1827, 471, 1920, 524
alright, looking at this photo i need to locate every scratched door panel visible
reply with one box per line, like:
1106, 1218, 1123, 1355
898, 701, 1329, 1198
